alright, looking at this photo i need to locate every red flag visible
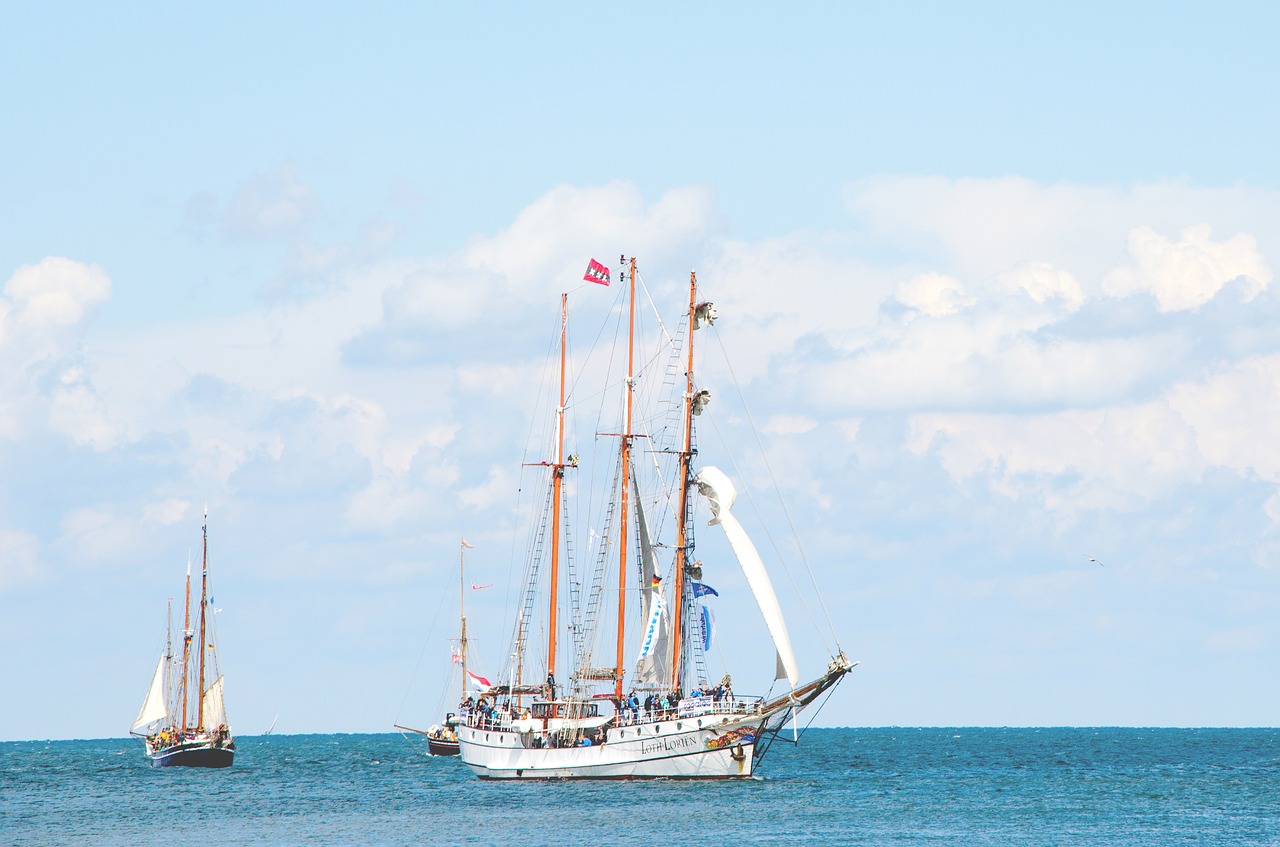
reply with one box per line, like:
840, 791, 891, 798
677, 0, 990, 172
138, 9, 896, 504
583, 258, 611, 286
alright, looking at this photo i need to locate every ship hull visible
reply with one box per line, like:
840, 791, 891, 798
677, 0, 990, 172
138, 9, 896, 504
148, 741, 235, 768
427, 737, 460, 756
458, 714, 759, 780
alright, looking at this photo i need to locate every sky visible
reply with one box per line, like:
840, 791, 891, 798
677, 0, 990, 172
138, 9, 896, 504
3, 2, 1280, 740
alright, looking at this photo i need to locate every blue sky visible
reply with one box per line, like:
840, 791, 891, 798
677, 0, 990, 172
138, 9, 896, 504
3, 2, 1280, 740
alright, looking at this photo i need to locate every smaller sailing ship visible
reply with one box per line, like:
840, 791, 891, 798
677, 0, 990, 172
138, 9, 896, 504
130, 513, 234, 768
397, 538, 491, 756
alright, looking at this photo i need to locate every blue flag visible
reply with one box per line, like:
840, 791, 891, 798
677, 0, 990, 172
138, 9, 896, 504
691, 582, 719, 598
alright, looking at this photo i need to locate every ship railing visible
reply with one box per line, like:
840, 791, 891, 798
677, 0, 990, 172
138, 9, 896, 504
612, 695, 763, 727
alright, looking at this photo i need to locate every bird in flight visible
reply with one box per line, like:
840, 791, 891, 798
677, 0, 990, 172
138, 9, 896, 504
1084, 555, 1103, 567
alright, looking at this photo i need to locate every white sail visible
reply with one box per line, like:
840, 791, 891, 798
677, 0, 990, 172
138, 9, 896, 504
694, 466, 800, 688
132, 655, 169, 730
202, 675, 227, 729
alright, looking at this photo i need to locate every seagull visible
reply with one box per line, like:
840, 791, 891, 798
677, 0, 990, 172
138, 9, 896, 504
1084, 555, 1104, 567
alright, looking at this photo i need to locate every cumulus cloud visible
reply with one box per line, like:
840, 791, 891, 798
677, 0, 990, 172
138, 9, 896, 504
895, 273, 972, 318
12, 178, 1280, 600
1102, 224, 1271, 312
0, 257, 110, 346
0, 258, 115, 448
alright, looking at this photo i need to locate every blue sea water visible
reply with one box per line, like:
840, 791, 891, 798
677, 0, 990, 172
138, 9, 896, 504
2, 728, 1278, 846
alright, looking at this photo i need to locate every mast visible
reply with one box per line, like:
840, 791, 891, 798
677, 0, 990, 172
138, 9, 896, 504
546, 292, 568, 696
459, 538, 469, 705
670, 270, 698, 688
196, 510, 209, 731
165, 597, 174, 727
614, 256, 637, 699
180, 557, 193, 730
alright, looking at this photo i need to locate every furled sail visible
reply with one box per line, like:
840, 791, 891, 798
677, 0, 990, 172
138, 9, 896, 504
633, 483, 672, 687
132, 655, 169, 730
202, 675, 227, 729
694, 466, 799, 688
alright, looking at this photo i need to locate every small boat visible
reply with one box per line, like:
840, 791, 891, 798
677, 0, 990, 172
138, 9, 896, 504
130, 512, 235, 768
456, 258, 854, 780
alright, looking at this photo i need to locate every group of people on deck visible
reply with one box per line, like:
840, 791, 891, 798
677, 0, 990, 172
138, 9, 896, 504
459, 695, 515, 729
456, 677, 738, 735
620, 680, 734, 723
147, 723, 233, 752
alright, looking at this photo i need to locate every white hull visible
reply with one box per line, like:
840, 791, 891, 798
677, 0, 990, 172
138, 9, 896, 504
458, 712, 762, 780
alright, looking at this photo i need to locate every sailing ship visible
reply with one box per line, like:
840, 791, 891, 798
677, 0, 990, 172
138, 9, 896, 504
455, 257, 854, 780
130, 513, 234, 768
396, 538, 489, 756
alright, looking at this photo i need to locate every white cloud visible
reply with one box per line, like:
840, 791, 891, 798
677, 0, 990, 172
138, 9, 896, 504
1, 257, 111, 336
895, 272, 972, 317
1166, 354, 1280, 481
992, 261, 1084, 311
46, 365, 121, 450
1102, 224, 1271, 311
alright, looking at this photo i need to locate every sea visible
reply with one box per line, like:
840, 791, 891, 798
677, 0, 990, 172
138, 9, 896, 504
3, 728, 1278, 846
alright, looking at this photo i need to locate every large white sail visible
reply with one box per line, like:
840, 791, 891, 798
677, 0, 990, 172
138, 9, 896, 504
694, 466, 800, 688
133, 655, 169, 730
202, 675, 227, 729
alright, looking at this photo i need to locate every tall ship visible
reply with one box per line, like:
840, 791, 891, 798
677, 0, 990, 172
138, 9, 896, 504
130, 512, 234, 768
456, 257, 854, 780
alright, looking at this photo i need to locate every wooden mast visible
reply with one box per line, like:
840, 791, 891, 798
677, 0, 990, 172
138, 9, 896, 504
546, 292, 568, 696
459, 538, 469, 706
180, 557, 192, 731
165, 596, 173, 730
614, 256, 637, 699
196, 510, 209, 731
669, 270, 698, 688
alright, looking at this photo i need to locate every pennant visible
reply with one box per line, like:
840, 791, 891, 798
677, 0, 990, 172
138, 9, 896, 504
471, 582, 494, 590
466, 670, 492, 690
691, 582, 718, 598
461, 538, 474, 548
583, 258, 611, 286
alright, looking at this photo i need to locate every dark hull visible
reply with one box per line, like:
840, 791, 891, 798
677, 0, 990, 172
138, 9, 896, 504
427, 737, 460, 756
149, 743, 235, 768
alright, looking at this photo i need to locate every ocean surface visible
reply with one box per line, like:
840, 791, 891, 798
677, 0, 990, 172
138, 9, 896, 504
3, 728, 1278, 846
